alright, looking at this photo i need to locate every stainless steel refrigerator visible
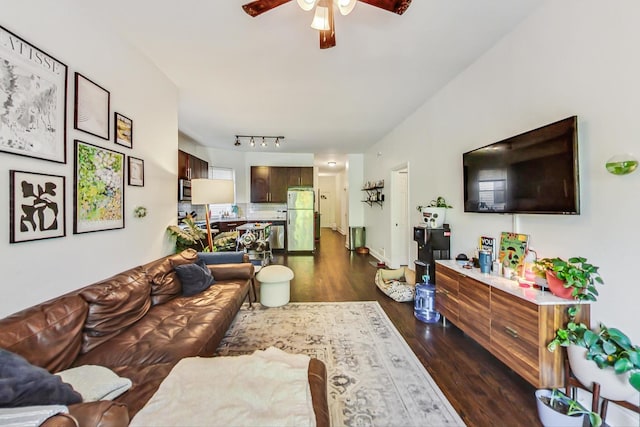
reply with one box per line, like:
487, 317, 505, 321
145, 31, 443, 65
287, 187, 315, 252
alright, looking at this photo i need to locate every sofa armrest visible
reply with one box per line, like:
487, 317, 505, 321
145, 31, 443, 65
208, 262, 254, 281
41, 413, 78, 427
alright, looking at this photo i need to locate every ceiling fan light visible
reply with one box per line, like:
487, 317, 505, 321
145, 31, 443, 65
311, 6, 330, 30
336, 0, 356, 15
297, 0, 317, 12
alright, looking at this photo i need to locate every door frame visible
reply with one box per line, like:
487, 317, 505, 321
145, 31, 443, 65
389, 163, 410, 269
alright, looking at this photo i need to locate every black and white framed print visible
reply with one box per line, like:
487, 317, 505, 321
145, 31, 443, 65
74, 140, 125, 234
10, 170, 66, 243
0, 25, 68, 163
74, 73, 110, 140
114, 112, 133, 148
128, 156, 144, 187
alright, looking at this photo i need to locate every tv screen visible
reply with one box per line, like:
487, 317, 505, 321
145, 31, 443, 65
463, 116, 579, 215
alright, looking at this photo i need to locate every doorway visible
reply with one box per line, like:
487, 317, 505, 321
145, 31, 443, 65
390, 165, 410, 268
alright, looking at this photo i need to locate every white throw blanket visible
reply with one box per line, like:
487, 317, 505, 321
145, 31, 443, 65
130, 347, 315, 427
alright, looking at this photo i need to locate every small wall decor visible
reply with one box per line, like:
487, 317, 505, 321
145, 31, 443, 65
9, 170, 66, 243
74, 140, 124, 234
605, 153, 638, 175
0, 25, 68, 163
114, 112, 133, 148
128, 156, 144, 186
133, 206, 147, 218
74, 73, 110, 140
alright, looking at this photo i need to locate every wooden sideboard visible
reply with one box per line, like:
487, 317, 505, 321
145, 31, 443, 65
435, 261, 591, 388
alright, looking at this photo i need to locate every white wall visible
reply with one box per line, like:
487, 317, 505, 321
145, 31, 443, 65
364, 1, 640, 421
0, 2, 178, 317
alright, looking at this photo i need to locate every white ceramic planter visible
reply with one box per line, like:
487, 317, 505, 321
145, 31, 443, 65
421, 207, 446, 228
567, 344, 637, 401
535, 389, 584, 427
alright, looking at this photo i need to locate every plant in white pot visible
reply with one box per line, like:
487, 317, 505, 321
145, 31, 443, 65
548, 306, 640, 401
535, 388, 602, 427
416, 196, 452, 228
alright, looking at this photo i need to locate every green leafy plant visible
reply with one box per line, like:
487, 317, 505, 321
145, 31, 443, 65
416, 196, 453, 211
533, 257, 603, 301
539, 388, 602, 427
166, 217, 207, 253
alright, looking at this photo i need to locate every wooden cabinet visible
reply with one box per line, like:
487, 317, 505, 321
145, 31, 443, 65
435, 263, 590, 388
250, 166, 313, 203
217, 220, 246, 233
178, 150, 208, 180
435, 266, 459, 323
458, 275, 491, 348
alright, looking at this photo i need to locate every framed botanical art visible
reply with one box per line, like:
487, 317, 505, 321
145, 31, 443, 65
74, 73, 110, 140
74, 140, 125, 234
114, 112, 133, 148
0, 25, 68, 163
128, 156, 144, 187
9, 170, 66, 243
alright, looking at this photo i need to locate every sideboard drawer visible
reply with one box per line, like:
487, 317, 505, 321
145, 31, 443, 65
435, 267, 459, 323
490, 288, 540, 386
458, 275, 491, 348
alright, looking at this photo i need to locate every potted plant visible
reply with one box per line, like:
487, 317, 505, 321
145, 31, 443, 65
533, 257, 603, 300
535, 388, 602, 427
416, 196, 452, 228
547, 306, 640, 401
166, 217, 208, 253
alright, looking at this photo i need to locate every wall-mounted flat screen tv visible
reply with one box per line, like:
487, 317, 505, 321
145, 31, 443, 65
463, 116, 579, 215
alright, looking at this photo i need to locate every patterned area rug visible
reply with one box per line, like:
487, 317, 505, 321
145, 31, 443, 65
215, 301, 465, 427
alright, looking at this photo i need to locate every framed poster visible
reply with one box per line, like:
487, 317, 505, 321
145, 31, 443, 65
74, 140, 125, 234
114, 112, 133, 148
10, 170, 66, 243
0, 25, 68, 163
74, 73, 110, 140
128, 156, 144, 187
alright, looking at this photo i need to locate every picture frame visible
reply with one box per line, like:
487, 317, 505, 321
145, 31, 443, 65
9, 170, 66, 243
74, 140, 125, 234
128, 156, 144, 187
114, 112, 133, 148
0, 25, 68, 163
74, 73, 110, 140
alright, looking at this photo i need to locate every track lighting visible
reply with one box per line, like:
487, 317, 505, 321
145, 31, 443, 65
234, 135, 286, 149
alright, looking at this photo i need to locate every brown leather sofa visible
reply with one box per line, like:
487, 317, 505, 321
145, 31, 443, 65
0, 249, 329, 427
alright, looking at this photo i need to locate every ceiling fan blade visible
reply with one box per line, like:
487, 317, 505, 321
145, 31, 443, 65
242, 0, 292, 17
319, 2, 336, 49
357, 0, 412, 15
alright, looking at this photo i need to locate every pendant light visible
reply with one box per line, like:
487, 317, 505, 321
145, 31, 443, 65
311, 4, 330, 30
337, 0, 356, 15
297, 0, 317, 11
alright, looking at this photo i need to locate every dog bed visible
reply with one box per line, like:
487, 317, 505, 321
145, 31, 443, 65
374, 267, 416, 302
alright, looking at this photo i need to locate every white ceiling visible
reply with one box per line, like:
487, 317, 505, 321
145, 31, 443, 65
84, 0, 542, 172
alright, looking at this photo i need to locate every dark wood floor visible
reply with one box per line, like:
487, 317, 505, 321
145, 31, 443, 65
269, 228, 540, 427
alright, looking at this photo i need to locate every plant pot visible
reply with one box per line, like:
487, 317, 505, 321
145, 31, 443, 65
545, 271, 575, 299
535, 389, 584, 427
421, 207, 446, 228
567, 344, 637, 401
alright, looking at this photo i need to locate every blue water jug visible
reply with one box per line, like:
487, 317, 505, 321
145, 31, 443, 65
414, 282, 441, 324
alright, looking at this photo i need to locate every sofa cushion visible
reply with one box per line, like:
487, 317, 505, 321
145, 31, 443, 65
0, 295, 88, 372
0, 349, 82, 407
56, 365, 132, 402
80, 266, 151, 353
175, 259, 215, 297
144, 249, 198, 305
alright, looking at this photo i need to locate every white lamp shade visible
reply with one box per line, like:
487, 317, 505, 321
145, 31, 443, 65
191, 179, 235, 205
311, 6, 330, 30
336, 0, 356, 15
297, 0, 317, 11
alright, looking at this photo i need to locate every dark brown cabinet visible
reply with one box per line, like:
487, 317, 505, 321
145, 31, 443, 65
250, 166, 313, 203
178, 150, 208, 180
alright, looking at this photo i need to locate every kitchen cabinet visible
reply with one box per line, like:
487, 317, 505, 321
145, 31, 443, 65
216, 220, 246, 233
178, 150, 208, 180
435, 262, 590, 388
250, 166, 313, 203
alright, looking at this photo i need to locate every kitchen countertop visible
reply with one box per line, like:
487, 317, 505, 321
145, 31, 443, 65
436, 260, 591, 306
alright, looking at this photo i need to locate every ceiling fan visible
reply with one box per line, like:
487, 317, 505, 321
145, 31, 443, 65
242, 0, 412, 49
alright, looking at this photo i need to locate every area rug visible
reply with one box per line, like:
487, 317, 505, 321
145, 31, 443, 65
215, 301, 465, 427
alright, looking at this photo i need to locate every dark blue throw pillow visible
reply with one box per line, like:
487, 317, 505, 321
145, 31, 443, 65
175, 259, 215, 297
0, 349, 82, 407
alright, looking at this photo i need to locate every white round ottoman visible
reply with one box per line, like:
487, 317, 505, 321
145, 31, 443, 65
256, 265, 294, 307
